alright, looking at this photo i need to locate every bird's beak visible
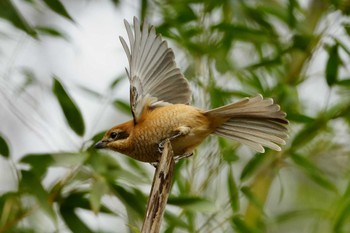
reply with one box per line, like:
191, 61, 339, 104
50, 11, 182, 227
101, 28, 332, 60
94, 140, 107, 149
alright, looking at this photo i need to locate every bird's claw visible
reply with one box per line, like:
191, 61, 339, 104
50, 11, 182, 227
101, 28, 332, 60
174, 152, 193, 161
157, 130, 184, 154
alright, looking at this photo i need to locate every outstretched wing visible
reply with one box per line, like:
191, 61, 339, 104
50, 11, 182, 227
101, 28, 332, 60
119, 17, 192, 123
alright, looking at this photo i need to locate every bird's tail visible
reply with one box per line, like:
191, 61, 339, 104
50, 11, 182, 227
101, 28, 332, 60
205, 95, 289, 153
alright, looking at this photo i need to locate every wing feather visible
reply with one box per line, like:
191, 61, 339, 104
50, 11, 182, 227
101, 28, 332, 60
120, 17, 192, 123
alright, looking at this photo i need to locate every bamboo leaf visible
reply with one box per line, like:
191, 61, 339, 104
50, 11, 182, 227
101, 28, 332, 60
241, 186, 263, 209
167, 196, 217, 212
41, 0, 74, 22
111, 184, 146, 217
20, 171, 56, 222
20, 153, 54, 177
325, 44, 340, 86
90, 178, 108, 214
113, 99, 131, 115
21, 152, 88, 177
52, 78, 85, 136
291, 153, 337, 192
35, 26, 68, 40
0, 0, 37, 38
291, 119, 325, 149
228, 167, 240, 212
333, 200, 350, 232
59, 206, 93, 233
240, 154, 267, 181
0, 134, 10, 158
336, 79, 350, 87
232, 215, 259, 233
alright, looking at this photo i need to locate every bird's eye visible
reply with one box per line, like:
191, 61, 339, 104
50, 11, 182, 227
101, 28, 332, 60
110, 132, 118, 139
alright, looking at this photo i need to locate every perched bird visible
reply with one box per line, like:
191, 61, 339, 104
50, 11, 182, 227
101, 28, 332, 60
94, 17, 288, 163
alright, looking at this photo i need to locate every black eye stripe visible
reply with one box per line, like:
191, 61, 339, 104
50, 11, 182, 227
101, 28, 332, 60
110, 132, 118, 139
110, 131, 129, 140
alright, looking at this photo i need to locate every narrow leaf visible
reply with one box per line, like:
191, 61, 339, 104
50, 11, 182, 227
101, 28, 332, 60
35, 26, 68, 40
228, 167, 240, 212
240, 154, 267, 181
20, 171, 56, 221
167, 196, 217, 212
20, 153, 54, 177
52, 78, 85, 136
232, 215, 258, 233
90, 178, 108, 214
291, 153, 337, 192
0, 0, 37, 37
111, 184, 146, 217
291, 119, 325, 149
60, 206, 93, 233
325, 44, 340, 86
333, 200, 350, 232
41, 0, 74, 22
113, 99, 131, 115
336, 79, 350, 87
241, 186, 263, 209
21, 152, 88, 177
0, 134, 10, 158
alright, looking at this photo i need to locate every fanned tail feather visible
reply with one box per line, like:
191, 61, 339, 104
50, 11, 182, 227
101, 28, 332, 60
205, 94, 289, 153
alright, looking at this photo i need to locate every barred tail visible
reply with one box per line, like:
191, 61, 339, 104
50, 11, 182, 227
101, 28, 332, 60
205, 95, 289, 153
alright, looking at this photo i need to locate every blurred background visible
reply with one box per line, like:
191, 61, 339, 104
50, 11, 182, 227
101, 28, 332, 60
0, 0, 350, 232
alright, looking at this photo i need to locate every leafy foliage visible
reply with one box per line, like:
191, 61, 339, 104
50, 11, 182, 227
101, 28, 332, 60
1, 0, 350, 232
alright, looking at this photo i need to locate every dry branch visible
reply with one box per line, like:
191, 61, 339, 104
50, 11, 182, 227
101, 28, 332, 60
141, 139, 175, 233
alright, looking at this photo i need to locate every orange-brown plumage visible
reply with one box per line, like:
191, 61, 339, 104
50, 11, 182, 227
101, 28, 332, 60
94, 18, 289, 163
97, 104, 212, 162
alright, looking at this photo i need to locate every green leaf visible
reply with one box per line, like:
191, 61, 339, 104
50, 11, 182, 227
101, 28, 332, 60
167, 196, 217, 212
35, 26, 68, 40
109, 74, 126, 89
333, 200, 350, 232
111, 184, 146, 217
90, 178, 108, 214
286, 112, 315, 123
113, 99, 131, 115
20, 170, 56, 221
291, 119, 325, 149
21, 152, 88, 177
240, 154, 267, 181
228, 167, 240, 212
219, 138, 239, 163
336, 79, 350, 87
291, 153, 337, 192
213, 23, 272, 44
41, 0, 74, 22
52, 78, 85, 136
325, 44, 340, 86
20, 153, 54, 177
164, 211, 189, 229
232, 215, 259, 233
0, 134, 10, 158
140, 0, 148, 22
241, 186, 263, 209
0, 0, 37, 38
59, 206, 93, 233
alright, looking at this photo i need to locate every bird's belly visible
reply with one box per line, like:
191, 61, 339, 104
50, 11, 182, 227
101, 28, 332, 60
129, 105, 211, 162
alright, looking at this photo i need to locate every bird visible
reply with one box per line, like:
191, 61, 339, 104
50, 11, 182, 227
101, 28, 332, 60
94, 17, 289, 164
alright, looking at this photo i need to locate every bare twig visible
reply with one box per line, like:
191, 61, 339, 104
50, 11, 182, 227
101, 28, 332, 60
141, 139, 175, 233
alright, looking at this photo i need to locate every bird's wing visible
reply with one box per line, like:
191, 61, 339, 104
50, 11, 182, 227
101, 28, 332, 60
119, 17, 192, 123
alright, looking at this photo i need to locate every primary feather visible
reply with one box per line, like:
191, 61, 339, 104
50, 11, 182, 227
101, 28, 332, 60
119, 17, 192, 122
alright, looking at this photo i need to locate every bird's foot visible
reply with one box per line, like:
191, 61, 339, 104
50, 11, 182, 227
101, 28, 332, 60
174, 152, 193, 162
150, 161, 159, 168
158, 126, 191, 153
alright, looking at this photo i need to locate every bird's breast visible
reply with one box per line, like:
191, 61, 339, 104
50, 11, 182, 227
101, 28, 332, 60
129, 104, 211, 162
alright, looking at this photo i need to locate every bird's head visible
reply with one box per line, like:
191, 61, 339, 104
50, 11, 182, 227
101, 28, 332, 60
94, 121, 133, 152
